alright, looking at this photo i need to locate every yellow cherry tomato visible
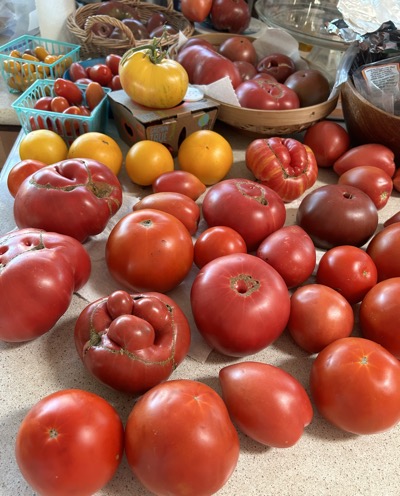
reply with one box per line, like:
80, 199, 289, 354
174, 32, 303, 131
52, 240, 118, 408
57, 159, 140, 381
125, 140, 174, 186
19, 130, 68, 165
67, 132, 123, 176
177, 130, 233, 185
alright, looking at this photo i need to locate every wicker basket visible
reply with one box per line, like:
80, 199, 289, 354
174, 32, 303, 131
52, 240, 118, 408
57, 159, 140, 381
172, 33, 340, 136
66, 0, 194, 59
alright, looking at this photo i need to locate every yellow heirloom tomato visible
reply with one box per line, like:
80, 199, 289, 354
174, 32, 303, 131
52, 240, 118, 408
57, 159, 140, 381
119, 40, 189, 109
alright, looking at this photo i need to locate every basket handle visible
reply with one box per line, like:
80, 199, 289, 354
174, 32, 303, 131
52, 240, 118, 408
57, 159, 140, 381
83, 14, 138, 46
119, 0, 174, 11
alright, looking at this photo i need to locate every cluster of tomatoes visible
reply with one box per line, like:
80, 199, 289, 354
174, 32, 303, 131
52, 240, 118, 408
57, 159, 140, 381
67, 53, 122, 91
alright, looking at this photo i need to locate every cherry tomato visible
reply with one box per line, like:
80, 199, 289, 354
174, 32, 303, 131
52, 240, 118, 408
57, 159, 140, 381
125, 379, 239, 496
219, 361, 313, 447
287, 284, 354, 354
68, 61, 88, 82
85, 81, 105, 110
105, 53, 122, 75
310, 337, 400, 434
89, 63, 113, 86
106, 209, 194, 293
15, 389, 124, 496
50, 96, 69, 113
194, 226, 247, 269
7, 159, 48, 198
54, 78, 83, 105
33, 96, 52, 111
303, 121, 350, 168
316, 245, 378, 304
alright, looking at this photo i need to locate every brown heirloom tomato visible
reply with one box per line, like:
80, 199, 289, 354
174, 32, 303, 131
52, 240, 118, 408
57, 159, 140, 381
13, 158, 123, 243
74, 290, 191, 394
310, 337, 400, 435
15, 389, 124, 496
125, 379, 240, 496
0, 228, 91, 342
219, 361, 313, 448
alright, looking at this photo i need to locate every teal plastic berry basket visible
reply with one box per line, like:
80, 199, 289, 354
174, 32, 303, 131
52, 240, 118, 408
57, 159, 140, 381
0, 35, 80, 94
12, 79, 111, 144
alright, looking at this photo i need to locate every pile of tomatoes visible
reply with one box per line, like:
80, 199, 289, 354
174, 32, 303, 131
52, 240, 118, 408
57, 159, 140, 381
4, 32, 400, 495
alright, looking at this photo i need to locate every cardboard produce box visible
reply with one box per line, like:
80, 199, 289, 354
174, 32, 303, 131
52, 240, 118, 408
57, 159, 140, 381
108, 90, 220, 155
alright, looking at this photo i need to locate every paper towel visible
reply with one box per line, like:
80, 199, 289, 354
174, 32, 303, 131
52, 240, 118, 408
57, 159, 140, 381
35, 0, 76, 42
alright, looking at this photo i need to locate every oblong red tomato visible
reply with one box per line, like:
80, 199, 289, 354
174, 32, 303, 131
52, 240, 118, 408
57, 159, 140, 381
246, 137, 318, 203
256, 225, 316, 288
133, 191, 200, 235
125, 379, 239, 496
337, 165, 393, 210
191, 253, 290, 356
219, 361, 313, 448
366, 222, 400, 281
152, 170, 206, 200
310, 337, 400, 434
333, 143, 396, 178
54, 78, 83, 105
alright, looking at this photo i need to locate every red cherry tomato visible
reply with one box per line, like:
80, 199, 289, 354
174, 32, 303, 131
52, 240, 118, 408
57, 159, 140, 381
303, 121, 350, 168
194, 225, 247, 269
68, 61, 88, 82
33, 96, 52, 111
54, 78, 83, 105
105, 53, 122, 75
310, 337, 400, 434
89, 63, 113, 86
85, 81, 105, 110
50, 96, 70, 113
287, 284, 354, 354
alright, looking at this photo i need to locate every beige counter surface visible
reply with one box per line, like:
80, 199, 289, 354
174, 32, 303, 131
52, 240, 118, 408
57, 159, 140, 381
1, 119, 400, 496
0, 76, 19, 126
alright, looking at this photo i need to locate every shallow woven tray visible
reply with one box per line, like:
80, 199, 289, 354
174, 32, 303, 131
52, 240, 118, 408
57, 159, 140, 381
66, 0, 194, 59
173, 33, 339, 136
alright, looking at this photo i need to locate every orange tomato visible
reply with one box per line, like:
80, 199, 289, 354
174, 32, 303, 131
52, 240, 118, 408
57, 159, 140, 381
19, 130, 68, 165
7, 159, 48, 197
125, 140, 174, 186
177, 130, 233, 185
67, 132, 123, 175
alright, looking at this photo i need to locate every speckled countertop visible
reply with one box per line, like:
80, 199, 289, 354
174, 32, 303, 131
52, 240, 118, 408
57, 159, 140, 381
1, 116, 400, 496
0, 76, 19, 126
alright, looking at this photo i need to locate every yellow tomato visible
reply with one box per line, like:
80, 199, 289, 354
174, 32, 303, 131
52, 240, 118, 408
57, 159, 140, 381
19, 130, 68, 165
67, 132, 123, 175
125, 140, 174, 186
177, 130, 233, 185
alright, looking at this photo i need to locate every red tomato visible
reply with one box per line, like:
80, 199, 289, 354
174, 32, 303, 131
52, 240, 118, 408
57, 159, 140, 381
191, 253, 290, 356
180, 0, 212, 22
105, 53, 122, 75
132, 191, 200, 235
338, 165, 393, 210
219, 35, 258, 65
310, 337, 400, 434
7, 159, 47, 197
15, 389, 124, 496
13, 158, 123, 243
246, 137, 318, 202
210, 0, 251, 34
85, 81, 105, 110
0, 228, 91, 342
50, 96, 69, 113
366, 223, 400, 281
303, 121, 350, 168
89, 63, 113, 86
152, 170, 206, 200
191, 47, 242, 88
256, 53, 296, 83
297, 184, 378, 249
287, 284, 354, 354
110, 74, 122, 90
233, 60, 257, 81
125, 379, 240, 496
68, 61, 88, 81
256, 225, 316, 288
202, 178, 286, 251
316, 245, 378, 304
219, 361, 313, 447
236, 80, 300, 110
176, 44, 215, 83
106, 209, 194, 293
333, 143, 396, 178
54, 78, 83, 105
384, 210, 400, 227
74, 290, 191, 394
393, 167, 400, 193
33, 95, 52, 111
359, 277, 400, 358
194, 225, 247, 269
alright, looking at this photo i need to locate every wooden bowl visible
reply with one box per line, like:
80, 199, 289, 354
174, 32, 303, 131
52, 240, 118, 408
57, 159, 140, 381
341, 79, 400, 163
174, 33, 339, 136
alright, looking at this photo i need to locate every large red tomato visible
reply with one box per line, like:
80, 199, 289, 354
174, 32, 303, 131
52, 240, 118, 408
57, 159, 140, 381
359, 278, 400, 359
310, 337, 400, 434
190, 253, 290, 356
366, 223, 400, 281
202, 178, 286, 251
210, 0, 251, 34
180, 0, 212, 22
218, 35, 258, 65
15, 389, 124, 496
296, 184, 378, 249
125, 379, 240, 496
0, 228, 91, 342
303, 120, 350, 168
13, 158, 123, 243
287, 284, 354, 354
256, 225, 316, 289
74, 290, 191, 394
106, 209, 194, 292
236, 80, 300, 110
191, 46, 242, 88
316, 245, 378, 304
246, 137, 318, 202
219, 361, 313, 448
